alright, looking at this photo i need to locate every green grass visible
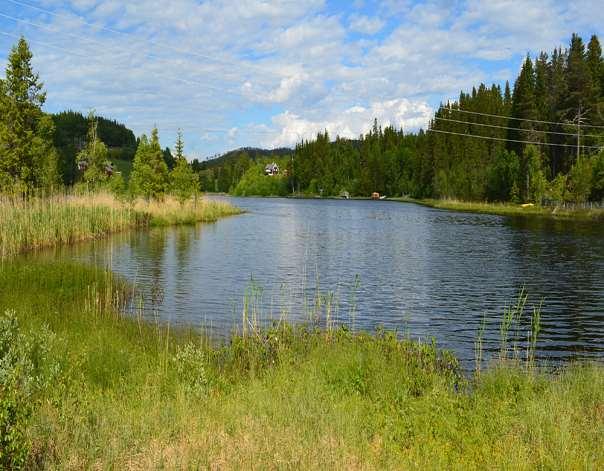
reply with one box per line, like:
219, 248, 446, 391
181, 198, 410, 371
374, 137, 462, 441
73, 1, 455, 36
1, 259, 603, 469
393, 197, 604, 220
0, 192, 242, 259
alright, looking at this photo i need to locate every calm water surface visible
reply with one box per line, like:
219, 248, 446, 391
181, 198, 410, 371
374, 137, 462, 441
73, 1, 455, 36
57, 197, 604, 365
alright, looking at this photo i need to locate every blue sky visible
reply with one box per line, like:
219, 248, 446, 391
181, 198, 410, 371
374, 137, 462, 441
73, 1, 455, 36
0, 0, 602, 159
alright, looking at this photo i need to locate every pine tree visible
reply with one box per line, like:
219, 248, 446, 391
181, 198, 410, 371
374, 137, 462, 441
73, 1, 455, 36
170, 131, 199, 204
0, 36, 58, 192
129, 128, 169, 200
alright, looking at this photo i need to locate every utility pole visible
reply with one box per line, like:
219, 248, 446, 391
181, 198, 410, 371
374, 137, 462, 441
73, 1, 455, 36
571, 104, 590, 161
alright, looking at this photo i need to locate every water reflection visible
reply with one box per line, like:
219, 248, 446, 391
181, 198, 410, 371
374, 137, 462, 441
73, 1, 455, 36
50, 198, 604, 366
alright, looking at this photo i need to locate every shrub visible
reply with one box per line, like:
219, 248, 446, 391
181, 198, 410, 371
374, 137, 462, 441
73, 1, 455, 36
0, 311, 55, 469
173, 343, 210, 396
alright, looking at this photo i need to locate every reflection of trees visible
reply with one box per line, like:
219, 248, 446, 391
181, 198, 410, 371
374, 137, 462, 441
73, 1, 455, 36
175, 226, 196, 269
124, 224, 201, 322
128, 227, 168, 308
173, 226, 199, 300
505, 217, 604, 356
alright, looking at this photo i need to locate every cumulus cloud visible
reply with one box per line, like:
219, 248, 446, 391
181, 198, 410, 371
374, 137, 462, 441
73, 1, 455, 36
264, 98, 433, 148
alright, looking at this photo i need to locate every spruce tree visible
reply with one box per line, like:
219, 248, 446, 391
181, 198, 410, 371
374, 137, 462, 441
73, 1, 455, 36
175, 129, 185, 160
170, 132, 198, 205
586, 35, 603, 125
586, 35, 602, 99
564, 34, 592, 117
0, 36, 58, 192
511, 56, 538, 197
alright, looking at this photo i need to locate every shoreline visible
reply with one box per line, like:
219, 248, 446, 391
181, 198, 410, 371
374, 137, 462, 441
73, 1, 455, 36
391, 197, 604, 221
219, 192, 604, 221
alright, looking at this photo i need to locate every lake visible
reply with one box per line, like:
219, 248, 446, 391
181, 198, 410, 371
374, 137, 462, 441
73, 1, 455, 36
55, 197, 604, 366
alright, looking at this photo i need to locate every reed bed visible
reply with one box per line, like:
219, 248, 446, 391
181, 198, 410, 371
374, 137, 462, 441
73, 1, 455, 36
0, 192, 242, 259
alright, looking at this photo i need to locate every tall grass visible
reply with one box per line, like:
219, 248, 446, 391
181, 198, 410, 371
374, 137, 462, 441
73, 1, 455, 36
395, 196, 604, 220
1, 260, 603, 469
0, 192, 242, 259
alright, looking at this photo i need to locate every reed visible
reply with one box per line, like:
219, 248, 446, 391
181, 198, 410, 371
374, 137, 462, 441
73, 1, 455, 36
0, 191, 242, 259
394, 196, 604, 220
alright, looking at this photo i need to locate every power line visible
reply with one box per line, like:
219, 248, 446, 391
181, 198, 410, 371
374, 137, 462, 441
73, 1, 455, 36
433, 116, 603, 139
440, 106, 604, 130
4, 0, 284, 80
0, 11, 110, 49
0, 13, 247, 97
0, 30, 88, 57
0, 29, 244, 98
427, 128, 604, 150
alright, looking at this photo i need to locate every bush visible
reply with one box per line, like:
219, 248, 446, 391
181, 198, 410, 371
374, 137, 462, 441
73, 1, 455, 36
0, 311, 55, 469
173, 343, 210, 396
232, 164, 289, 196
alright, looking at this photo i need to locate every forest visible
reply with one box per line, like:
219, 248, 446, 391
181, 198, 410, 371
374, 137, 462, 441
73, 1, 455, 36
212, 33, 604, 203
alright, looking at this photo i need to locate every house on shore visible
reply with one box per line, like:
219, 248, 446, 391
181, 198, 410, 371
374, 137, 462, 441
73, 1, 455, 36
265, 162, 279, 176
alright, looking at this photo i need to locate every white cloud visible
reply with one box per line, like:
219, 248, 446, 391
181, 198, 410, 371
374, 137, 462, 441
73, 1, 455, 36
264, 98, 433, 148
348, 13, 385, 35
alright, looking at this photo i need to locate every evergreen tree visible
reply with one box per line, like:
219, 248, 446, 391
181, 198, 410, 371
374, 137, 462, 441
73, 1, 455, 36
77, 113, 110, 187
503, 81, 513, 114
175, 129, 185, 160
130, 128, 169, 200
586, 35, 603, 126
170, 132, 199, 204
0, 37, 58, 192
564, 33, 592, 118
511, 55, 538, 140
163, 147, 176, 170
586, 35, 602, 98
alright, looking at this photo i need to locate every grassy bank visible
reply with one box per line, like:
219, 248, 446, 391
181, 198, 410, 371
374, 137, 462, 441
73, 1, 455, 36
1, 260, 603, 469
0, 192, 242, 259
393, 197, 604, 220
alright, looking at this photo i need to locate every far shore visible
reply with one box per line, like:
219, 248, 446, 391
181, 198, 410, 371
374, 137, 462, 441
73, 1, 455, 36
213, 192, 604, 221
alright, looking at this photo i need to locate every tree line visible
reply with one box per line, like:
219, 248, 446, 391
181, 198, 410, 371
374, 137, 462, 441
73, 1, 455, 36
0, 37, 198, 202
204, 33, 604, 203
2, 33, 603, 204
